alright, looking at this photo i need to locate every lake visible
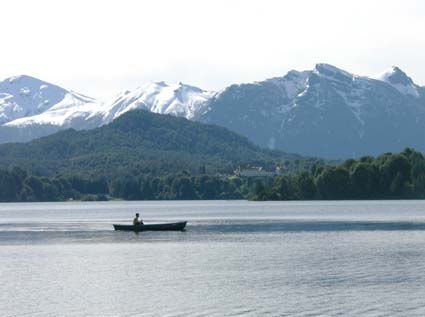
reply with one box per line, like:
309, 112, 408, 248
2, 200, 425, 316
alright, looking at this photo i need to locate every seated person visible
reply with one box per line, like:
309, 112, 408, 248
133, 213, 144, 225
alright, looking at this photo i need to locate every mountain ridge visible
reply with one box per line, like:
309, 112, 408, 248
200, 64, 425, 158
1, 64, 424, 158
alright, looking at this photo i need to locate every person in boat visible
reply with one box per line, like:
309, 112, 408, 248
133, 213, 144, 225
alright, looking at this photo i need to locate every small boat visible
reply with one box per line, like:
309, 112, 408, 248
113, 221, 187, 232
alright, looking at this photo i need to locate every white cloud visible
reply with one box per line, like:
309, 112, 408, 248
1, 0, 424, 98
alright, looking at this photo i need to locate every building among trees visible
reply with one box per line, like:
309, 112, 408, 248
234, 166, 281, 178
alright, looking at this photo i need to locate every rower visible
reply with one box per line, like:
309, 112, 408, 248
133, 213, 144, 225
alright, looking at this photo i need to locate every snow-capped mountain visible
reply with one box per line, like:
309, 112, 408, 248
0, 75, 103, 143
1, 64, 425, 158
99, 81, 214, 124
0, 77, 215, 143
200, 64, 425, 158
4, 90, 101, 128
0, 75, 71, 124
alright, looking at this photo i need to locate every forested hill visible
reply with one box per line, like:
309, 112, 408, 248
0, 110, 300, 177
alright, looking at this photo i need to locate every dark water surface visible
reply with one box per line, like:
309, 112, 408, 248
2, 200, 425, 316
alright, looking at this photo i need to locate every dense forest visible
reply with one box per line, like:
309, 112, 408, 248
0, 149, 424, 202
253, 148, 425, 200
0, 167, 270, 202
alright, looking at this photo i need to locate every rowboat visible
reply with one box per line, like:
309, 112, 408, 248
113, 221, 187, 232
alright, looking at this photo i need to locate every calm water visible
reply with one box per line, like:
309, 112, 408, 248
2, 200, 425, 316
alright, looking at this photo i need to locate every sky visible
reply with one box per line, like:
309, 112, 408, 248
1, 0, 425, 98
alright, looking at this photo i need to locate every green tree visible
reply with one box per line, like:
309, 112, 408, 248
350, 163, 378, 199
171, 177, 198, 199
316, 167, 350, 199
380, 154, 411, 196
296, 172, 316, 199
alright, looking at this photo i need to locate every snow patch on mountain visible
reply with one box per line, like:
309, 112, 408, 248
264, 70, 310, 114
266, 70, 310, 99
375, 66, 420, 97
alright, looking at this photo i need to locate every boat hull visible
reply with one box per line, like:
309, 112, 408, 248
113, 221, 187, 232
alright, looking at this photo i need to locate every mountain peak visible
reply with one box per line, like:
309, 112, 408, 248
376, 66, 419, 97
176, 82, 205, 94
1, 74, 67, 93
0, 74, 72, 125
377, 66, 414, 85
0, 74, 100, 128
154, 81, 169, 87
313, 64, 354, 83
2, 74, 47, 87
100, 80, 214, 125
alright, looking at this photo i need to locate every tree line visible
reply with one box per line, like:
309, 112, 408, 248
0, 168, 261, 202
1, 148, 424, 202
253, 148, 425, 200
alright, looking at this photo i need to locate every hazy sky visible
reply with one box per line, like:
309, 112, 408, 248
2, 0, 425, 98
